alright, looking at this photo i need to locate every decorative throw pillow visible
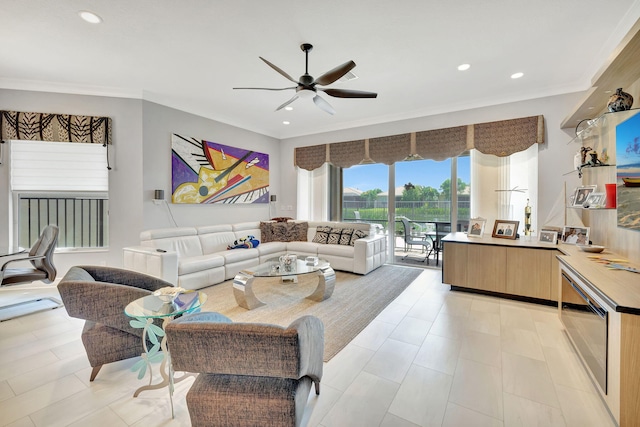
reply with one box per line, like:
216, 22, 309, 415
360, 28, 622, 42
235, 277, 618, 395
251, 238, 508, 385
227, 235, 260, 250
327, 228, 354, 245
261, 221, 309, 242
338, 228, 354, 245
260, 221, 276, 243
312, 226, 332, 244
287, 222, 308, 242
349, 229, 368, 246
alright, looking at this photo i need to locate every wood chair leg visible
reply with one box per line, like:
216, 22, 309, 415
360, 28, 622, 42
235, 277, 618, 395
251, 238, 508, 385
89, 365, 102, 382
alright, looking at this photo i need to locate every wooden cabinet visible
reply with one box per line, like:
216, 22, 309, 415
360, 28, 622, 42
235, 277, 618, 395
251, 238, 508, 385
468, 244, 506, 293
442, 235, 560, 302
442, 241, 467, 287
506, 248, 554, 300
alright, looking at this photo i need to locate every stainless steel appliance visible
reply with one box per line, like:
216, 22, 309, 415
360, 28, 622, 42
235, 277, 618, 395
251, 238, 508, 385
560, 270, 608, 394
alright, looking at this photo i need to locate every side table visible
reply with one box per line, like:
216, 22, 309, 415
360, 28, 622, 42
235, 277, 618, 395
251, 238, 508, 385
124, 291, 207, 418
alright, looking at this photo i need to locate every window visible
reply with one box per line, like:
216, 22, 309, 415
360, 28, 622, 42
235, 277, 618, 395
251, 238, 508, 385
10, 140, 109, 249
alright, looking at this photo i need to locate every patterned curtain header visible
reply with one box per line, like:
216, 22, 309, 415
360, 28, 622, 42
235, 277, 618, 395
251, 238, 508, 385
0, 110, 112, 145
294, 115, 544, 170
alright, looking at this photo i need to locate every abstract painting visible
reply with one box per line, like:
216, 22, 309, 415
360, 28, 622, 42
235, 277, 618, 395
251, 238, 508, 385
616, 112, 640, 231
171, 134, 269, 204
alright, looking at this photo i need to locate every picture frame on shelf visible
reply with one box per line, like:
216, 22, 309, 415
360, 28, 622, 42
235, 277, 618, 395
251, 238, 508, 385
571, 185, 597, 207
538, 230, 558, 244
583, 192, 606, 209
562, 226, 590, 245
491, 220, 519, 239
467, 218, 486, 238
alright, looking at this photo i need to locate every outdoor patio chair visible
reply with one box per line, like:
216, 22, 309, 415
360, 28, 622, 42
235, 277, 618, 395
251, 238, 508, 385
399, 218, 433, 262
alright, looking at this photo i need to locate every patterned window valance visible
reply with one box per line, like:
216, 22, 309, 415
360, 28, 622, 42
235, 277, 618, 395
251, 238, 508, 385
294, 115, 544, 170
473, 115, 543, 157
0, 110, 112, 145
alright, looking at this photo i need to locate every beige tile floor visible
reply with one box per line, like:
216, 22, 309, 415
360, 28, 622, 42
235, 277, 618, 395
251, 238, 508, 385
0, 269, 617, 427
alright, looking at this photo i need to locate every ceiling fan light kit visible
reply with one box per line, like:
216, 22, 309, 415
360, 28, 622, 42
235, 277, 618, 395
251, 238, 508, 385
233, 43, 377, 114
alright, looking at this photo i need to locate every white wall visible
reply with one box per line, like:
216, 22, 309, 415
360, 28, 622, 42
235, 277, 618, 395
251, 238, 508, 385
280, 92, 585, 233
140, 101, 280, 229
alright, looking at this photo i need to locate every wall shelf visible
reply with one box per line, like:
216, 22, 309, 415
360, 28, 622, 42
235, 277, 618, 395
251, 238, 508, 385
563, 165, 616, 176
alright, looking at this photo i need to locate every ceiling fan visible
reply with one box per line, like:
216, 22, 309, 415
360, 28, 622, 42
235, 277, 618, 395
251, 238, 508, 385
233, 43, 377, 115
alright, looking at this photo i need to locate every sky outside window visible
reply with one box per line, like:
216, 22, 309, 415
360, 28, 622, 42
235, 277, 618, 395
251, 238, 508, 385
344, 157, 470, 192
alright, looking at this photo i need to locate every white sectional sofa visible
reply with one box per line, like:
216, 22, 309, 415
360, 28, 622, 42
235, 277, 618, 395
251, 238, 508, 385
123, 221, 387, 290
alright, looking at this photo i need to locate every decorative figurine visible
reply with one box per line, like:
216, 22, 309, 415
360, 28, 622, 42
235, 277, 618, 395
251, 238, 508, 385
577, 149, 607, 178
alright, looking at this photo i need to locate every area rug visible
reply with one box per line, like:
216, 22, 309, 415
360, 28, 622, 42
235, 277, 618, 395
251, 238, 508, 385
199, 265, 423, 361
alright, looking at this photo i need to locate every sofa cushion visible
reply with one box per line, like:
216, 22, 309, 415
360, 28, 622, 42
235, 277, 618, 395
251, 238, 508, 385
261, 221, 308, 243
350, 229, 368, 246
317, 243, 355, 258
311, 226, 332, 244
199, 230, 237, 255
257, 241, 287, 257
220, 248, 260, 264
178, 254, 225, 276
286, 241, 321, 254
328, 228, 354, 245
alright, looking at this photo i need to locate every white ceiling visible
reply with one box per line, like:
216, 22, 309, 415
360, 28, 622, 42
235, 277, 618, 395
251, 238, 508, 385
1, 1, 640, 139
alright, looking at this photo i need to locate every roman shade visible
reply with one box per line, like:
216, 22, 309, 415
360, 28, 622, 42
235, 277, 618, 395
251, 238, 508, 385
0, 110, 112, 145
294, 115, 544, 170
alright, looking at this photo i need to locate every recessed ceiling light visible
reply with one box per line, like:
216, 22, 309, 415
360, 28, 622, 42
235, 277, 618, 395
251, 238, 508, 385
78, 11, 102, 24
457, 64, 471, 71
285, 106, 293, 111
588, 106, 595, 110
282, 121, 290, 125
604, 90, 612, 94
511, 72, 524, 79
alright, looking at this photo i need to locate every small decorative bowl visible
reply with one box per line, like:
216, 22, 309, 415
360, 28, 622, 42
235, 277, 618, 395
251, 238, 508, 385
578, 244, 605, 253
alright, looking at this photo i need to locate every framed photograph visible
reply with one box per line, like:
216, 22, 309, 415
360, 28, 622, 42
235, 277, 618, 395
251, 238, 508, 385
583, 192, 606, 209
491, 220, 519, 239
538, 230, 558, 244
561, 226, 590, 245
467, 218, 486, 238
572, 185, 597, 207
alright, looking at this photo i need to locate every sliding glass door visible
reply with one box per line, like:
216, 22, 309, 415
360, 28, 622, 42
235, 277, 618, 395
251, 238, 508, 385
341, 153, 470, 265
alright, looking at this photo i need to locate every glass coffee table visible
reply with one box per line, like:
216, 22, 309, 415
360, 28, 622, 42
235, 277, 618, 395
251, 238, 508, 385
233, 257, 336, 310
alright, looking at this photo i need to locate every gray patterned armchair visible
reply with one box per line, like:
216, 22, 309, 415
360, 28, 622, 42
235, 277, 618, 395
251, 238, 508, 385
166, 312, 324, 427
57, 265, 172, 381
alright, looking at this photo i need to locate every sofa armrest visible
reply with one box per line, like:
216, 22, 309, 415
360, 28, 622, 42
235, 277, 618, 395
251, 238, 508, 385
123, 246, 178, 285
353, 234, 387, 275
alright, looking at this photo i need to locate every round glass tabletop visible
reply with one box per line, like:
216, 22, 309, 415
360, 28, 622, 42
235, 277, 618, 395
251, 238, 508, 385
124, 292, 207, 319
249, 257, 330, 278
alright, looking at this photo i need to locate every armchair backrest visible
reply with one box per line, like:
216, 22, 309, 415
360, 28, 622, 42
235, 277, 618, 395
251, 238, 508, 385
167, 314, 324, 382
58, 266, 172, 335
29, 224, 58, 282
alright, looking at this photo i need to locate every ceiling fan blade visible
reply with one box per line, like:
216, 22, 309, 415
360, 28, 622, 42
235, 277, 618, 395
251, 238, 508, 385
313, 94, 335, 115
233, 87, 296, 91
275, 95, 299, 111
314, 60, 356, 86
320, 88, 378, 98
259, 57, 298, 83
